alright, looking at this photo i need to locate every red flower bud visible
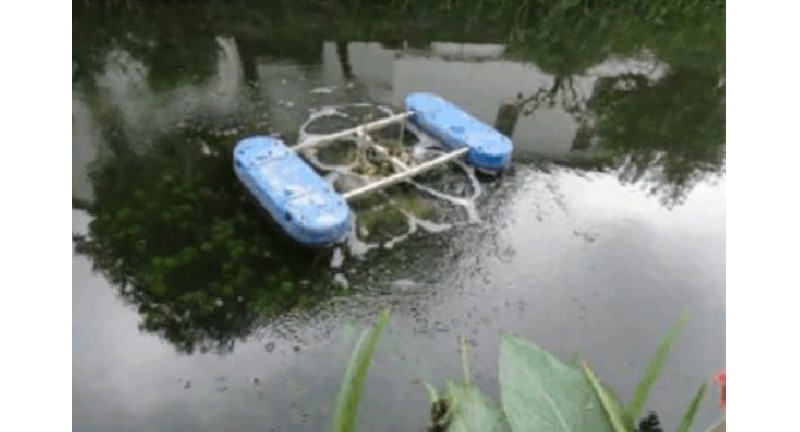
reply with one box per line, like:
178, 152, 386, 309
714, 368, 726, 410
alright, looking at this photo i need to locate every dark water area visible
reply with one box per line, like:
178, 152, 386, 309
73, 1, 725, 431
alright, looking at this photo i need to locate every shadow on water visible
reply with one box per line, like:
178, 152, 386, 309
73, 1, 724, 430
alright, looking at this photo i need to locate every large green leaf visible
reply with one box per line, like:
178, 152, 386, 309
628, 310, 688, 419
446, 381, 512, 432
332, 307, 391, 432
499, 333, 614, 432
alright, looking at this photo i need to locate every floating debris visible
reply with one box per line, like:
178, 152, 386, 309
310, 86, 334, 94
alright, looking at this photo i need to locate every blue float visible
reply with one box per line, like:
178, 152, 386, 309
233, 136, 351, 246
234, 93, 513, 246
404, 92, 513, 171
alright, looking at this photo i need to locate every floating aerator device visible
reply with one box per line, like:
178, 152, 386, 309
233, 92, 513, 246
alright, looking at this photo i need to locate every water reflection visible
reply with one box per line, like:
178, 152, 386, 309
577, 68, 725, 206
71, 118, 341, 354
73, 31, 724, 352
73, 4, 724, 429
329, 40, 723, 207
72, 95, 101, 203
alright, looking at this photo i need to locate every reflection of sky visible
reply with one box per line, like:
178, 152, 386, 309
79, 38, 671, 159
87, 37, 244, 137
487, 170, 725, 428
73, 168, 725, 431
74, 209, 341, 432
72, 95, 99, 202
73, 39, 724, 432
72, 36, 246, 203
321, 41, 669, 159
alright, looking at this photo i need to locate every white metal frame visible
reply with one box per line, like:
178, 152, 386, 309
292, 111, 413, 151
292, 111, 468, 201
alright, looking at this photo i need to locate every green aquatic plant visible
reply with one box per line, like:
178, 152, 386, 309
498, 333, 612, 432
332, 308, 720, 432
629, 310, 689, 419
419, 336, 511, 432
333, 307, 391, 432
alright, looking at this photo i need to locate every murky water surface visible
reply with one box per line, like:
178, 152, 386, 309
73, 3, 725, 431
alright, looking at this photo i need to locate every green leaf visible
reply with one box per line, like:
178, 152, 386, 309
332, 307, 391, 432
460, 334, 471, 385
424, 382, 440, 403
628, 310, 688, 419
499, 334, 614, 432
676, 383, 707, 432
581, 362, 634, 432
446, 381, 512, 432
602, 384, 637, 431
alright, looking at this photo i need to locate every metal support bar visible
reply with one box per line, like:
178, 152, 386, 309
293, 111, 414, 152
343, 147, 469, 201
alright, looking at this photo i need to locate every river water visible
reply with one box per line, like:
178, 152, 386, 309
73, 3, 725, 431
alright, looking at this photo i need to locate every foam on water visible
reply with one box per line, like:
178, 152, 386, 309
296, 103, 486, 264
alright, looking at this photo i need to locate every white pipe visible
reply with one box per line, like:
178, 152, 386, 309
293, 111, 414, 151
367, 140, 409, 171
343, 147, 469, 201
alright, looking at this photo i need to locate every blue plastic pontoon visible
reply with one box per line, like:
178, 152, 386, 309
233, 136, 351, 246
234, 93, 513, 246
405, 92, 513, 171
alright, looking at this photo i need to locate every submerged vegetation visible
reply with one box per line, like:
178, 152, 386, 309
334, 308, 725, 432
